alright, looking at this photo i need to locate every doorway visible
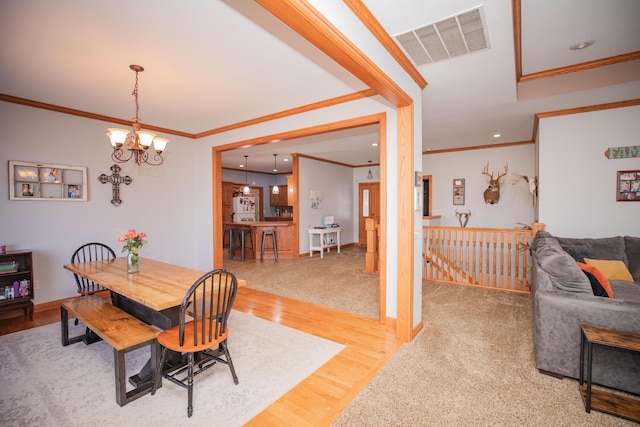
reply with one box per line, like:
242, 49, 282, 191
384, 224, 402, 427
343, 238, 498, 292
358, 182, 380, 245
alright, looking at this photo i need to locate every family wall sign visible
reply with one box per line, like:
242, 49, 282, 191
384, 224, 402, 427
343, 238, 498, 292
604, 145, 639, 159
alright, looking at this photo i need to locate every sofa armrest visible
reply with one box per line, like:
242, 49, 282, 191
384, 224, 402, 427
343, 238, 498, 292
533, 286, 640, 383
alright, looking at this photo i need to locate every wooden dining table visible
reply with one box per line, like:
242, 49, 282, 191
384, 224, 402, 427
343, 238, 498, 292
63, 256, 246, 386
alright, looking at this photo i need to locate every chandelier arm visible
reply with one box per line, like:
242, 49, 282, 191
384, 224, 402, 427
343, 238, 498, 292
112, 147, 134, 164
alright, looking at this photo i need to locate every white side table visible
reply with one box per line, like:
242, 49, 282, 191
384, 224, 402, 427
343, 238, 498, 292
308, 227, 341, 258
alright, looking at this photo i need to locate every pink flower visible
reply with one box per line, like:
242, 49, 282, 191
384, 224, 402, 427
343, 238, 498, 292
118, 229, 148, 254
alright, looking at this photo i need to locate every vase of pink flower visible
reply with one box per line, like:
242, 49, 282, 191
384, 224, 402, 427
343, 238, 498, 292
118, 229, 147, 273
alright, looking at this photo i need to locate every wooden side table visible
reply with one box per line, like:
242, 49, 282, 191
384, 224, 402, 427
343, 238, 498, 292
579, 324, 640, 423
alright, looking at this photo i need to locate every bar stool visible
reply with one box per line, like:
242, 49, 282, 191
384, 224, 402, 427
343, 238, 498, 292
260, 229, 278, 263
229, 229, 253, 261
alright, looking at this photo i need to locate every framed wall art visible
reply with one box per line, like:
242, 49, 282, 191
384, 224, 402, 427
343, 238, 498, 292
9, 160, 87, 201
453, 178, 465, 205
616, 170, 640, 201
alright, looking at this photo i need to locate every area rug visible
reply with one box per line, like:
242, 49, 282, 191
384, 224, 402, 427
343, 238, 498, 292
0, 310, 344, 426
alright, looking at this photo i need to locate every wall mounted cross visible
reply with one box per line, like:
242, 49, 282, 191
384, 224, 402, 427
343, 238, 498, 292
98, 164, 132, 206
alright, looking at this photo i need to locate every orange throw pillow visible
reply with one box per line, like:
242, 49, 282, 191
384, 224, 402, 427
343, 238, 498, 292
577, 262, 613, 298
583, 258, 634, 281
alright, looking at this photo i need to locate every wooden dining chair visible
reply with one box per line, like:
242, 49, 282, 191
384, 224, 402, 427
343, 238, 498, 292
70, 242, 116, 331
151, 269, 239, 418
71, 242, 116, 295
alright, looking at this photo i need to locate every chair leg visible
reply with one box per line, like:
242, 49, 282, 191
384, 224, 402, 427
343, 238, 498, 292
220, 340, 239, 385
152, 347, 167, 395
272, 232, 278, 262
187, 352, 194, 418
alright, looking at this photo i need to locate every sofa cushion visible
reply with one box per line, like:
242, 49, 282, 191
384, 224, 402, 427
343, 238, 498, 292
561, 244, 596, 263
555, 235, 628, 266
536, 239, 592, 294
624, 236, 640, 282
610, 280, 640, 303
584, 258, 634, 282
577, 262, 613, 298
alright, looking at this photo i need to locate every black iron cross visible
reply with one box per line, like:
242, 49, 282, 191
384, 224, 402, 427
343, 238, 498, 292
98, 164, 132, 206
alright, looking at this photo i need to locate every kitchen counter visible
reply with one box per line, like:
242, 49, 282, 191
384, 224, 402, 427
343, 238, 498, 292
224, 222, 295, 260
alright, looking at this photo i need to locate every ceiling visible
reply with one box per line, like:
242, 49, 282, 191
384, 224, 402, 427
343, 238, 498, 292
1, 0, 639, 175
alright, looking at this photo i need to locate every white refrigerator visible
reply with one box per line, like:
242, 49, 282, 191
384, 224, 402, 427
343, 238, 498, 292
232, 196, 256, 222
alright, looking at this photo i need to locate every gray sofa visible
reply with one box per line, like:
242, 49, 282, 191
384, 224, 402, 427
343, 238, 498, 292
531, 231, 640, 394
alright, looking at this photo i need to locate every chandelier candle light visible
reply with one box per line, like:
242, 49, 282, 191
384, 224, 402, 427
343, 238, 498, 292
119, 229, 147, 274
272, 154, 279, 195
106, 65, 169, 166
243, 155, 250, 195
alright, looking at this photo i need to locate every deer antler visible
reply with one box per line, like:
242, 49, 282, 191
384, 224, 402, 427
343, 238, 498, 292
496, 163, 508, 181
511, 173, 528, 185
482, 162, 494, 179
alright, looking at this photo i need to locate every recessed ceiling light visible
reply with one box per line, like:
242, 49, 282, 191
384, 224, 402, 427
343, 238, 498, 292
493, 133, 501, 138
283, 158, 289, 162
570, 40, 595, 50
372, 143, 378, 147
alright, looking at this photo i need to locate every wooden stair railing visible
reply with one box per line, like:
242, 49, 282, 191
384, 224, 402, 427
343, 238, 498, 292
422, 225, 540, 294
365, 218, 379, 272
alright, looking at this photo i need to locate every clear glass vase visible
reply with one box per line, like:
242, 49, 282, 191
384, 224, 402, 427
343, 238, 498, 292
127, 251, 139, 274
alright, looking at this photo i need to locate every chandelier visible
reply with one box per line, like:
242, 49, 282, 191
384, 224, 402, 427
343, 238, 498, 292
367, 160, 373, 180
272, 154, 279, 195
106, 65, 168, 166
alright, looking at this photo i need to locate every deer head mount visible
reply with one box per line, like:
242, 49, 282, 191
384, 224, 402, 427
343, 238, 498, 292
455, 210, 471, 228
482, 162, 508, 204
511, 173, 538, 206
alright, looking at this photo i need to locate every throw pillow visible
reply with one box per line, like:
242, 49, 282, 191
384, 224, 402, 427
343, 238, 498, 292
561, 244, 596, 263
577, 262, 613, 298
584, 258, 634, 282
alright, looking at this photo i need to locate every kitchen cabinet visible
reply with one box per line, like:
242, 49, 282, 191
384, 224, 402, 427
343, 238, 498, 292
0, 250, 34, 320
269, 185, 289, 206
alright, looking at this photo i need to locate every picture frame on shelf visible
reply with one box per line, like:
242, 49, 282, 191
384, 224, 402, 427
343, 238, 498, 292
40, 167, 60, 183
21, 183, 35, 197
616, 170, 640, 201
66, 184, 81, 199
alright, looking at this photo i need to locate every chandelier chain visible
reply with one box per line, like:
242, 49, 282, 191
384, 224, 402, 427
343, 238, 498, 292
132, 70, 140, 119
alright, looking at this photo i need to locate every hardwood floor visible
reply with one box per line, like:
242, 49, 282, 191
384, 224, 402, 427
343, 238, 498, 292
0, 287, 399, 426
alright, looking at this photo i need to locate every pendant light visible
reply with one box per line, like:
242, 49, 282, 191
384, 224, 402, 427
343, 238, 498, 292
272, 154, 280, 195
242, 155, 250, 195
367, 160, 373, 180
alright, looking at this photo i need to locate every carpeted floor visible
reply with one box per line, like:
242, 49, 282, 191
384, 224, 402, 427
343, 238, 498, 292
0, 310, 344, 426
225, 246, 380, 319
334, 281, 636, 426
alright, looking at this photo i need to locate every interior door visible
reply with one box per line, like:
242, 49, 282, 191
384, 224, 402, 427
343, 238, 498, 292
358, 182, 380, 245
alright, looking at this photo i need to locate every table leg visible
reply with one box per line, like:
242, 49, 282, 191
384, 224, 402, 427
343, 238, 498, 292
111, 293, 184, 386
579, 330, 585, 386
586, 342, 593, 413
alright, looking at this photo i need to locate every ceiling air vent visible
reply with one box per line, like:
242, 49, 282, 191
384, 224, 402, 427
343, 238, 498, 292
395, 7, 489, 66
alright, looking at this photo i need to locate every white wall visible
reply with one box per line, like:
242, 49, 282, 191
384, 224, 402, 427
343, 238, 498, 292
0, 103, 201, 304
423, 144, 537, 228
298, 157, 355, 252
538, 105, 640, 237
